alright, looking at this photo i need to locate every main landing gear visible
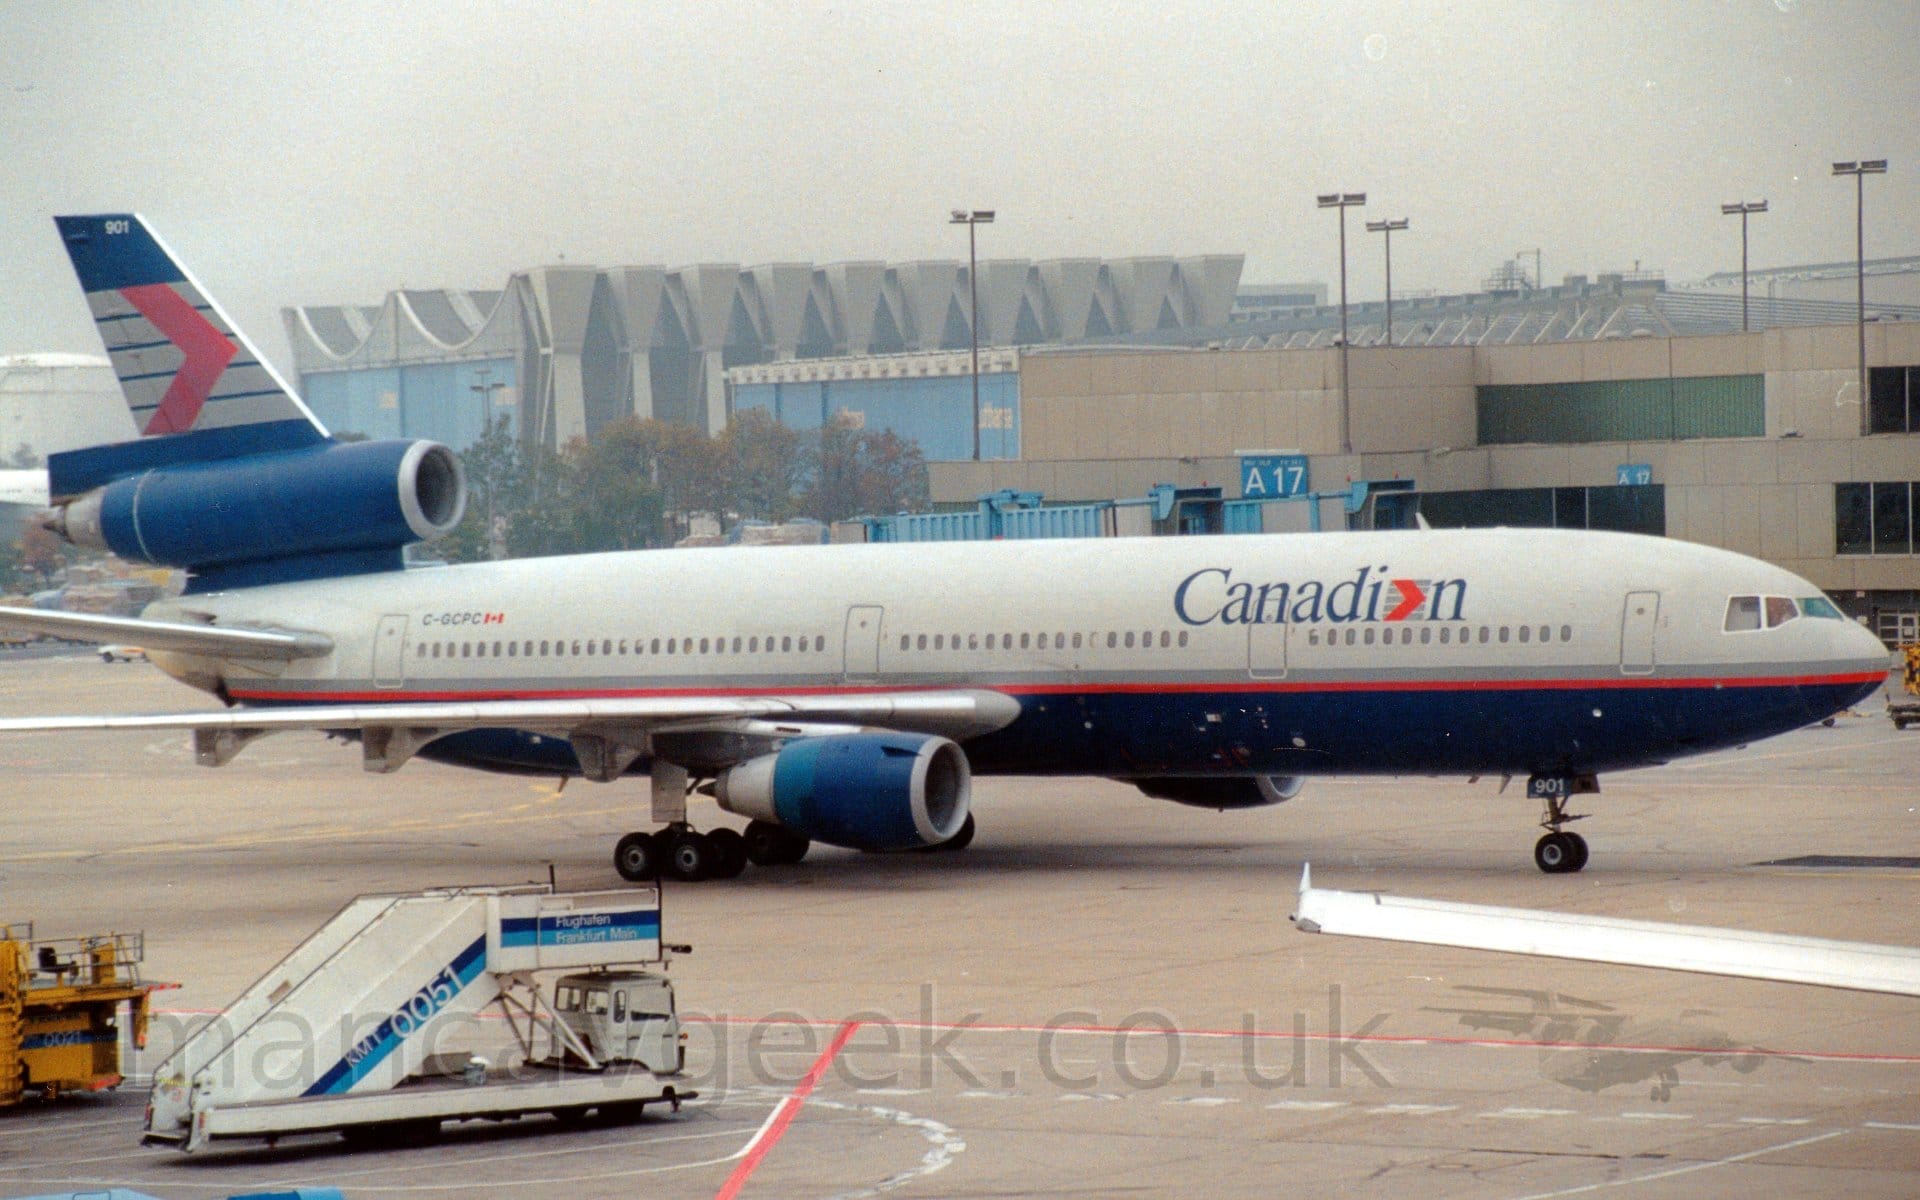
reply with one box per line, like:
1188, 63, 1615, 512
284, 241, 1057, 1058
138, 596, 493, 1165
611, 762, 812, 883
614, 821, 808, 883
1529, 773, 1597, 874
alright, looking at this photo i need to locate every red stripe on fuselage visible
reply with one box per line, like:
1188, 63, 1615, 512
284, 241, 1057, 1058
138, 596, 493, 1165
225, 671, 1884, 706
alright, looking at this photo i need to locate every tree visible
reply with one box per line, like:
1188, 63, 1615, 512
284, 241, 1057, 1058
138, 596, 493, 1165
718, 409, 804, 522
802, 420, 930, 524
437, 416, 521, 563
571, 430, 667, 552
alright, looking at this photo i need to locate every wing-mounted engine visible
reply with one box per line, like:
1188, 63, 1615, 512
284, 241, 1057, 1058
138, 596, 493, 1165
49, 439, 465, 590
1132, 775, 1304, 810
713, 732, 972, 852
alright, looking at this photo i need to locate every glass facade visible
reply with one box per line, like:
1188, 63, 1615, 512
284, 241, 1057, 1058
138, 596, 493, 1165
1868, 366, 1920, 435
301, 358, 518, 449
1839, 481, 1917, 556
1386, 485, 1665, 536
1478, 375, 1764, 444
732, 371, 1019, 461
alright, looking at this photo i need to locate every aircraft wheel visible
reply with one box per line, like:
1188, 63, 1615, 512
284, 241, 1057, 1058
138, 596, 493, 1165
614, 832, 658, 882
1564, 832, 1590, 872
1534, 832, 1582, 874
707, 828, 748, 879
743, 821, 784, 866
744, 820, 809, 866
665, 829, 715, 882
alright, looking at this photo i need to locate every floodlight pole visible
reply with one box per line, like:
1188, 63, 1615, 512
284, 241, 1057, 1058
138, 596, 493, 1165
950, 209, 995, 461
1832, 160, 1887, 422
1366, 218, 1409, 347
1317, 191, 1366, 453
1720, 200, 1768, 332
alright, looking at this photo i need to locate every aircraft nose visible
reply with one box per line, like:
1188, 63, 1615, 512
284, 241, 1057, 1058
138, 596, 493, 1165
1829, 620, 1892, 711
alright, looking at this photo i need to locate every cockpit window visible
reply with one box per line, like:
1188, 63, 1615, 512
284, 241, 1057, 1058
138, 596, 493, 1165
1765, 596, 1798, 628
1724, 596, 1762, 632
1801, 596, 1844, 620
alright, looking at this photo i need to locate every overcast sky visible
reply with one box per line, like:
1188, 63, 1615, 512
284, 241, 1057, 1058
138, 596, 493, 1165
3, 1, 1916, 372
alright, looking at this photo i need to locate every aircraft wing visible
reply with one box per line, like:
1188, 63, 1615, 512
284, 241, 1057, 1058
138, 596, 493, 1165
1291, 864, 1920, 998
0, 605, 332, 660
0, 689, 1023, 772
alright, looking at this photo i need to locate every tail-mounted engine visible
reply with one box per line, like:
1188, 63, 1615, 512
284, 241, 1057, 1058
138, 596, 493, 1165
50, 439, 465, 590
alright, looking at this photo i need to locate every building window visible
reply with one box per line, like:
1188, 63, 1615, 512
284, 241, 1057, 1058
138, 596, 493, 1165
1837, 482, 1916, 555
1868, 366, 1919, 434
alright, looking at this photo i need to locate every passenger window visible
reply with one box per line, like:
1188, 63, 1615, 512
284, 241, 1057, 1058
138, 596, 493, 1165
732, 637, 742, 653
1363, 628, 1375, 646
571, 640, 581, 655
699, 638, 709, 654
968, 633, 979, 650
1765, 597, 1798, 628
555, 986, 579, 1012
1072, 633, 1083, 649
1124, 631, 1136, 648
1344, 629, 1357, 646
782, 636, 792, 652
1560, 625, 1572, 642
934, 634, 944, 650
1518, 625, 1530, 643
1478, 627, 1491, 644
1177, 631, 1188, 648
1020, 633, 1030, 649
1724, 596, 1762, 632
1538, 626, 1550, 643
584, 640, 594, 657
1107, 632, 1118, 649
815, 636, 826, 652
1160, 631, 1170, 648
900, 635, 910, 651
1308, 629, 1320, 646
1419, 627, 1431, 645
1498, 626, 1510, 644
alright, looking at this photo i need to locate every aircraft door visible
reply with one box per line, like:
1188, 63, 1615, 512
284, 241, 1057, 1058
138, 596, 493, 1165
1619, 591, 1659, 675
843, 605, 883, 681
1248, 622, 1288, 680
372, 614, 409, 689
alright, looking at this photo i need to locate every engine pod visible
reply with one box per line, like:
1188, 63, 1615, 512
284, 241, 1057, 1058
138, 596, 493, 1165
69, 438, 464, 569
1133, 775, 1303, 809
715, 732, 971, 851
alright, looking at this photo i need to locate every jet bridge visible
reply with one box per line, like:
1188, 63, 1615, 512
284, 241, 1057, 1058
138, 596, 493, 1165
146, 885, 689, 1152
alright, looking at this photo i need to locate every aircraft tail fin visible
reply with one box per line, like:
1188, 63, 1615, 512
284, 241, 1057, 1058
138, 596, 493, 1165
49, 214, 327, 497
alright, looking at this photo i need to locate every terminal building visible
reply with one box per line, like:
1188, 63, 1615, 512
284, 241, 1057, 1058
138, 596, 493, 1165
283, 255, 1243, 449
281, 253, 1920, 642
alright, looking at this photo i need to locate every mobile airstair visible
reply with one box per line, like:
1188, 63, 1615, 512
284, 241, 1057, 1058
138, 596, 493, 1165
145, 885, 691, 1152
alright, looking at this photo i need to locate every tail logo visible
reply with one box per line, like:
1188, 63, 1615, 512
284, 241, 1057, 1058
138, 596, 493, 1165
117, 283, 238, 435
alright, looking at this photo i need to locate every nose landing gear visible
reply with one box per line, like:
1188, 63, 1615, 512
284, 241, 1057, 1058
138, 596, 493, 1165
1529, 774, 1597, 874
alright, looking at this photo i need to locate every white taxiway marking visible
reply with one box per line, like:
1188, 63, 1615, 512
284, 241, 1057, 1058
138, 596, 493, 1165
1502, 1128, 1849, 1200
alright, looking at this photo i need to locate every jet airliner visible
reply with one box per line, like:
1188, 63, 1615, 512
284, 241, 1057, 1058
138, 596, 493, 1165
0, 215, 1889, 881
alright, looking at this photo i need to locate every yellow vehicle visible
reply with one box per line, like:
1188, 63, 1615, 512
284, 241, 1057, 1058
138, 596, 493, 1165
1892, 644, 1920, 731
1, 923, 166, 1105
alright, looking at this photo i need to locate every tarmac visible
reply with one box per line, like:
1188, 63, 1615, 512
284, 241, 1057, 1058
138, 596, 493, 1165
1, 649, 1917, 1198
